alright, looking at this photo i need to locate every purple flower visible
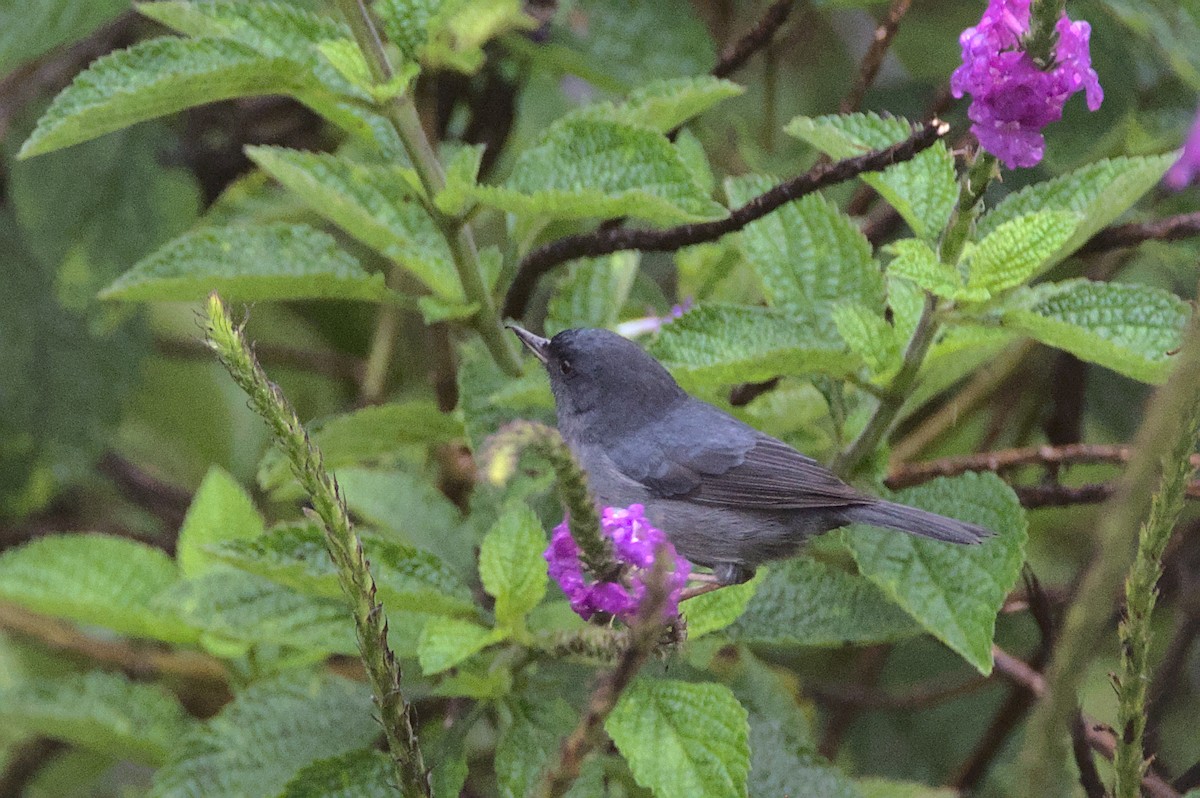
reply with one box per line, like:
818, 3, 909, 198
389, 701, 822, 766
616, 298, 694, 338
544, 504, 691, 622
951, 0, 1103, 168
1164, 106, 1200, 190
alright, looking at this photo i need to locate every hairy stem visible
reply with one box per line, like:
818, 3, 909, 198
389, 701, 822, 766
1020, 286, 1200, 795
1114, 412, 1200, 795
334, 0, 521, 376
205, 295, 429, 797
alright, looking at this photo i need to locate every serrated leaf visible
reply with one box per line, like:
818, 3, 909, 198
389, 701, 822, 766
0, 534, 195, 643
101, 222, 390, 302
278, 748, 394, 798
832, 302, 902, 378
479, 503, 548, 630
496, 693, 577, 798
19, 37, 318, 158
682, 571, 761, 639
979, 155, 1175, 264
718, 649, 860, 798
136, 1, 348, 61
785, 113, 958, 240
163, 571, 358, 655
0, 670, 193, 765
675, 127, 715, 195
999, 278, 1191, 384
177, 466, 264, 578
246, 147, 462, 298
725, 178, 883, 338
379, 0, 532, 73
150, 671, 377, 797
607, 678, 750, 798
209, 521, 477, 618
435, 143, 486, 214
729, 557, 921, 646
570, 76, 744, 133
257, 400, 464, 492
966, 211, 1079, 293
458, 340, 556, 454
418, 616, 506, 674
466, 118, 728, 224
885, 239, 984, 301
335, 466, 473, 578
844, 472, 1027, 675
649, 304, 859, 385
545, 252, 640, 336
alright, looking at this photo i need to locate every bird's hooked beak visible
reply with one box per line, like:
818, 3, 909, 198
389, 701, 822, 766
507, 324, 550, 364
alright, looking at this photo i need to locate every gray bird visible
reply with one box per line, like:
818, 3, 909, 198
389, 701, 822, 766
510, 324, 992, 585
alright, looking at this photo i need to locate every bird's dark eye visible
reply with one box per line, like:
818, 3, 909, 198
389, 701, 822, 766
560, 359, 573, 375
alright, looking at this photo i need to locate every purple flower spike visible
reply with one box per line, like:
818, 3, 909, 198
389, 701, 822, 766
951, 0, 1103, 168
544, 504, 691, 622
1164, 106, 1200, 191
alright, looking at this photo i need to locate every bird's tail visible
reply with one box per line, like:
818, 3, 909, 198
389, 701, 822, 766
843, 500, 993, 545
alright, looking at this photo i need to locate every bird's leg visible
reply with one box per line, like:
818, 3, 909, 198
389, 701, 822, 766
680, 582, 723, 601
688, 572, 720, 584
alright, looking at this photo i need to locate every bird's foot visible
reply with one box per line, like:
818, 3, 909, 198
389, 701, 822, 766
713, 562, 756, 586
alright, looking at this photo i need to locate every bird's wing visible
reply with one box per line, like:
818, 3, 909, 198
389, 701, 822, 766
607, 400, 864, 510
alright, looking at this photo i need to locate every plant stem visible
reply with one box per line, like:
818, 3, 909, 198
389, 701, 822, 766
205, 294, 430, 798
335, 0, 521, 376
1113, 414, 1200, 795
834, 148, 999, 478
1019, 283, 1200, 795
361, 300, 402, 404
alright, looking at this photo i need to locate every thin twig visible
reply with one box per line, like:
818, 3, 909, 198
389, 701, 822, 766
840, 0, 913, 113
992, 646, 1181, 798
0, 737, 68, 797
534, 553, 673, 797
503, 119, 948, 317
154, 336, 366, 383
1078, 211, 1200, 255
888, 442, 1200, 488
1071, 710, 1107, 798
712, 0, 796, 78
810, 673, 987, 710
817, 644, 891, 759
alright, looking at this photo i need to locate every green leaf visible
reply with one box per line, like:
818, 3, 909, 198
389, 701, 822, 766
19, 37, 317, 158
467, 119, 728, 224
726, 178, 883, 342
729, 557, 921, 647
246, 146, 461, 298
682, 571, 762, 639
164, 571, 358, 655
496, 693, 577, 798
0, 0, 126, 75
457, 340, 555, 454
832, 302, 902, 378
717, 648, 860, 798
279, 748, 394, 798
785, 113, 958, 241
545, 252, 640, 336
177, 466, 264, 578
0, 534, 194, 643
570, 76, 744, 133
335, 466, 473, 578
209, 521, 478, 618
378, 0, 533, 73
607, 678, 751, 798
479, 503, 548, 630
999, 279, 1191, 384
257, 400, 464, 492
979, 155, 1175, 264
965, 211, 1079, 294
844, 472, 1027, 674
885, 239, 984, 301
100, 223, 390, 302
150, 671, 378, 797
418, 616, 505, 674
0, 670, 193, 765
435, 143, 486, 214
649, 304, 858, 386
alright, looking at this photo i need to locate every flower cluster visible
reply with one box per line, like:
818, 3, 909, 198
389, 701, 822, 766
1164, 106, 1200, 191
545, 504, 691, 621
951, 0, 1103, 168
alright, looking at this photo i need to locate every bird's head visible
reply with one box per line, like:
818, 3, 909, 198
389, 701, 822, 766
508, 325, 685, 435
